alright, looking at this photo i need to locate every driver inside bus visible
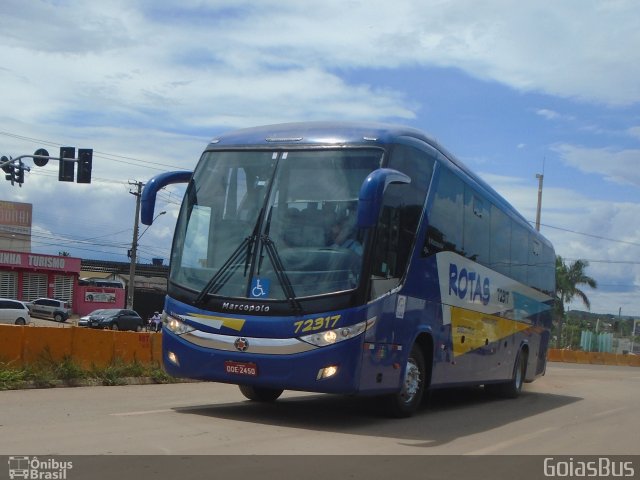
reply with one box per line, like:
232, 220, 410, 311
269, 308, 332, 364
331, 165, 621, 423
329, 215, 363, 255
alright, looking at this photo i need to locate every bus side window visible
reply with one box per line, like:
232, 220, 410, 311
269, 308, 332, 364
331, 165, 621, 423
511, 223, 529, 283
463, 186, 489, 264
489, 205, 512, 276
424, 167, 464, 256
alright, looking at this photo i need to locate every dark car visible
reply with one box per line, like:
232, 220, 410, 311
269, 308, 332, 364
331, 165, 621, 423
87, 309, 144, 331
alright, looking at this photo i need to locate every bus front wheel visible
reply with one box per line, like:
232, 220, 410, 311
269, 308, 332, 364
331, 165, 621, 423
383, 344, 426, 418
239, 385, 284, 402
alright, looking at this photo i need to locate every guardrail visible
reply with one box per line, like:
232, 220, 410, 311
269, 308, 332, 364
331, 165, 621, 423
0, 324, 162, 368
547, 348, 640, 366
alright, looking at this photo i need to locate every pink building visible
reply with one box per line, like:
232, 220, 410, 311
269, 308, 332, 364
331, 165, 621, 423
0, 249, 125, 316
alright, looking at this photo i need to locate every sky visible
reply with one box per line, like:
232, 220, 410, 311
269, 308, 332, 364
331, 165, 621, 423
0, 0, 639, 317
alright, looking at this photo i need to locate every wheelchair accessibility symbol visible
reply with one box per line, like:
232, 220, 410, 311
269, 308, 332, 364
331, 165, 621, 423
250, 278, 270, 298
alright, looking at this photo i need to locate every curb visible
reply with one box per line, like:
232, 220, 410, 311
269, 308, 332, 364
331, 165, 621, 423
3, 377, 201, 391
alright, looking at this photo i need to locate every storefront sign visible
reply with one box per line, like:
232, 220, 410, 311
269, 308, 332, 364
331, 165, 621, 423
0, 250, 81, 273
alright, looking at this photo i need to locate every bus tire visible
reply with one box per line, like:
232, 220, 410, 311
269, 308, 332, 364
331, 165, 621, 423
239, 385, 283, 402
383, 344, 426, 418
487, 348, 526, 399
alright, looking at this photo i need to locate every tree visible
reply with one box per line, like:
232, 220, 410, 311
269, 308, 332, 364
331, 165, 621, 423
58, 251, 71, 257
555, 255, 597, 347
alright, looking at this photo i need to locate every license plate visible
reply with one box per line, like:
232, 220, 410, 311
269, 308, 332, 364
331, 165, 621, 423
224, 361, 258, 376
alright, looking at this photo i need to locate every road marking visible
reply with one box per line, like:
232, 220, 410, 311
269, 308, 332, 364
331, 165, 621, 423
465, 427, 557, 454
592, 407, 627, 418
110, 409, 172, 416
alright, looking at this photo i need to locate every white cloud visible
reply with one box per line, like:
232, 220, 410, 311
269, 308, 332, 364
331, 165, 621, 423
627, 127, 640, 140
535, 109, 575, 122
536, 109, 561, 121
553, 144, 640, 187
2, 0, 640, 137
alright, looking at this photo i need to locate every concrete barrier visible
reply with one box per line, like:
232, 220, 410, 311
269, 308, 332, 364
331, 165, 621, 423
546, 349, 562, 362
0, 325, 24, 366
23, 326, 73, 364
71, 327, 117, 369
561, 350, 578, 363
0, 324, 162, 368
114, 331, 154, 365
547, 348, 639, 367
2, 326, 637, 369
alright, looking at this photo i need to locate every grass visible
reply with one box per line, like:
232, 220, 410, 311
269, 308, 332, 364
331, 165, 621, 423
0, 356, 176, 391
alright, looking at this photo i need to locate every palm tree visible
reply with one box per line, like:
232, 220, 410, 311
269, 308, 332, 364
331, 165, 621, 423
555, 255, 597, 346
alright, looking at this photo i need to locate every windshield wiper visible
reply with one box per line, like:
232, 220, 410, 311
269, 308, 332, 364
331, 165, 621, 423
193, 236, 254, 306
260, 234, 303, 314
194, 212, 262, 306
253, 207, 303, 314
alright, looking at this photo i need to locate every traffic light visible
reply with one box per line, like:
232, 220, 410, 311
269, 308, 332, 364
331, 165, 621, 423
77, 148, 93, 183
2, 156, 15, 185
14, 160, 24, 184
59, 147, 75, 182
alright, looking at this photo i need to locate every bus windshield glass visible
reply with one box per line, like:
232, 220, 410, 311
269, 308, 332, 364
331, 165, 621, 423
170, 148, 383, 301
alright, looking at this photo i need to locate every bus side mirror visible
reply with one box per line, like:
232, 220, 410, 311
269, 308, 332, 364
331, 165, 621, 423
357, 168, 411, 228
141, 171, 193, 225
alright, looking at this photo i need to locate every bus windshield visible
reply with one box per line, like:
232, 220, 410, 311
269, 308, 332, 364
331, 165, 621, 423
170, 148, 383, 301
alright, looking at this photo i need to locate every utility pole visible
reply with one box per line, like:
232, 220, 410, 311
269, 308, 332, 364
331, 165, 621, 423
535, 157, 545, 232
535, 173, 544, 231
127, 181, 143, 309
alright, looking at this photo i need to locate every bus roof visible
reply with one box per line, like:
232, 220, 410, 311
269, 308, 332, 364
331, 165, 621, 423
206, 122, 547, 245
207, 121, 429, 149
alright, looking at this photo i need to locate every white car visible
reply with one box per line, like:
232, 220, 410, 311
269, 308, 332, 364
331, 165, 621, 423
26, 298, 70, 322
0, 298, 31, 325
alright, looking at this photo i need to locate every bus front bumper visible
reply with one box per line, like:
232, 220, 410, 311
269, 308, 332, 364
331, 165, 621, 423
162, 328, 363, 394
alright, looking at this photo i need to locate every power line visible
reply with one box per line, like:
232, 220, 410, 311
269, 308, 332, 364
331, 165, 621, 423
539, 223, 640, 247
565, 258, 640, 265
0, 130, 186, 171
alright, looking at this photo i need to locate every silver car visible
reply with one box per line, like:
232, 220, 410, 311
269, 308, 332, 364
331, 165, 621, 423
0, 298, 31, 325
26, 298, 70, 322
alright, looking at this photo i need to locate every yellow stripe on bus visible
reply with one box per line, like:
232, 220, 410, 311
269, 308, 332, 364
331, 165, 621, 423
450, 306, 530, 357
188, 313, 246, 332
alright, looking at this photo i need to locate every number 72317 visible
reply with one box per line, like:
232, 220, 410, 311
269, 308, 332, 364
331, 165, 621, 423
293, 315, 341, 334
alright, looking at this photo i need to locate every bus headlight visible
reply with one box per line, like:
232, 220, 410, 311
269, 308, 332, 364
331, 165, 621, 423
166, 316, 196, 335
299, 317, 376, 347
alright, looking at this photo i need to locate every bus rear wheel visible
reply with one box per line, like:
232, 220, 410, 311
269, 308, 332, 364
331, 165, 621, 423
383, 344, 426, 418
239, 385, 284, 402
486, 348, 527, 398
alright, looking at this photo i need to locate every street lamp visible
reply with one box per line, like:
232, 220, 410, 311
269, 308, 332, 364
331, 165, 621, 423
127, 207, 166, 310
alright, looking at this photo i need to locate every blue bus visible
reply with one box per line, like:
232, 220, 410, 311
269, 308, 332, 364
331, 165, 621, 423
141, 122, 555, 417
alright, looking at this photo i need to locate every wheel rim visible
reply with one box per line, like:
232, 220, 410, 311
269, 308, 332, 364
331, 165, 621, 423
111, 324, 119, 331
400, 357, 421, 405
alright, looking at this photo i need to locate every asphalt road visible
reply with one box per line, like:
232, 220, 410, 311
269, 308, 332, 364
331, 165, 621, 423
0, 363, 638, 456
